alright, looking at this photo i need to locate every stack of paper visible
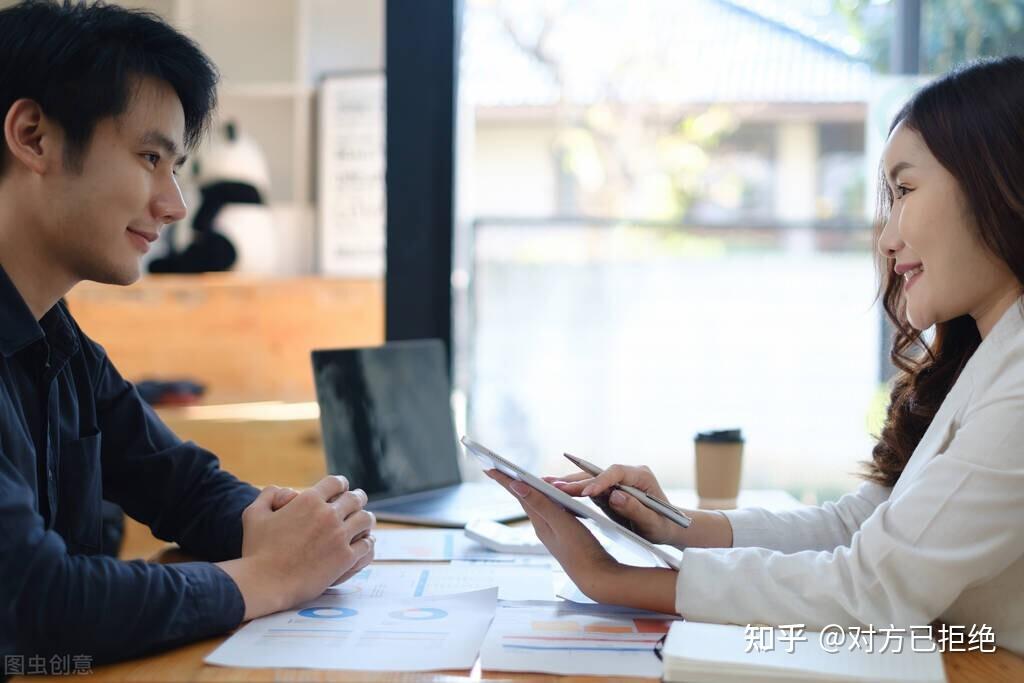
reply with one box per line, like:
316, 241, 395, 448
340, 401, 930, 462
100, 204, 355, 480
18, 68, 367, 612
662, 621, 947, 683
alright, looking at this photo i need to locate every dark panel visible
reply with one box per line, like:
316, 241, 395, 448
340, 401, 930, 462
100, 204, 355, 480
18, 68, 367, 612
385, 0, 460, 371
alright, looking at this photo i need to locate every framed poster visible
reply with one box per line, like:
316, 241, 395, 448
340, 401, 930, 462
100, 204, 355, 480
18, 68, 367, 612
318, 72, 386, 276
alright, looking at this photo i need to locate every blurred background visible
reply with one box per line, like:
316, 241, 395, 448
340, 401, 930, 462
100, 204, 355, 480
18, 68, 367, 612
13, 0, 1023, 538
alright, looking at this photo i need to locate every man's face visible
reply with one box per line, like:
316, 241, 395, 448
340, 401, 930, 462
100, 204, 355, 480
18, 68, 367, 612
41, 77, 188, 286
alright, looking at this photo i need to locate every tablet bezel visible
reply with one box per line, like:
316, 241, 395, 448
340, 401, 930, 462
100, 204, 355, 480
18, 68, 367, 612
461, 436, 681, 570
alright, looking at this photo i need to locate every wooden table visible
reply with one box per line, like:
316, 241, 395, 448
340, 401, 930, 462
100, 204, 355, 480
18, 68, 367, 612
51, 639, 1024, 682
20, 491, 1024, 682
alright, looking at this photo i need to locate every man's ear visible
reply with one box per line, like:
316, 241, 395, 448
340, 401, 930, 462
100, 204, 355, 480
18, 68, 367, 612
3, 98, 59, 175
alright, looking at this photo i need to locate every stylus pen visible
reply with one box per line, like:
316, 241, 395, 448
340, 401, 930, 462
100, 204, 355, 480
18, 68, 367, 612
563, 452, 693, 529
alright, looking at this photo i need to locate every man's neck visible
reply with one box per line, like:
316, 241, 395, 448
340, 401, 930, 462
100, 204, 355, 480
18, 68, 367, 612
0, 211, 78, 321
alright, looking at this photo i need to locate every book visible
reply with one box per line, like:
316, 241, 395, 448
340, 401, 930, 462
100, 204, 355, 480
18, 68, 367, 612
662, 621, 946, 683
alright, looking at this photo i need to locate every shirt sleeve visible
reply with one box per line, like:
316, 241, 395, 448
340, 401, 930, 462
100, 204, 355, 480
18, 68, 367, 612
79, 330, 259, 561
1, 448, 246, 663
720, 481, 891, 553
675, 375, 1024, 631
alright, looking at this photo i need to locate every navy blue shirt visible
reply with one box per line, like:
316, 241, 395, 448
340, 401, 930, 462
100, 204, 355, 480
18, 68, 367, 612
0, 265, 259, 663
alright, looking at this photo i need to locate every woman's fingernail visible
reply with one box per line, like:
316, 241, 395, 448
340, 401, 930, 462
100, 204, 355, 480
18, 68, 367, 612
610, 490, 627, 505
510, 481, 530, 497
581, 485, 594, 496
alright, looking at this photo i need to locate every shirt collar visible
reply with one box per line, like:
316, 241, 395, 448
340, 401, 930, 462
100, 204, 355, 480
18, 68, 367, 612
0, 264, 79, 360
0, 263, 45, 357
973, 294, 1024, 360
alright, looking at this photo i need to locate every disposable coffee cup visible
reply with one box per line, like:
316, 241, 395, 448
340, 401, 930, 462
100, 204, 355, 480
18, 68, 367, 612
694, 429, 744, 509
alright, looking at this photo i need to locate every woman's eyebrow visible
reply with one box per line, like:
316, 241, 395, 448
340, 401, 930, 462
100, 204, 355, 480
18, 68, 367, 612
887, 160, 914, 184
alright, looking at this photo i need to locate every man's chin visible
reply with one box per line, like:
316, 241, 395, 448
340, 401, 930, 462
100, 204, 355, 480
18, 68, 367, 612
82, 262, 143, 287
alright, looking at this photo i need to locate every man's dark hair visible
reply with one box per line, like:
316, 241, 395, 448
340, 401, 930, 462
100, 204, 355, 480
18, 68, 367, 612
0, 0, 218, 175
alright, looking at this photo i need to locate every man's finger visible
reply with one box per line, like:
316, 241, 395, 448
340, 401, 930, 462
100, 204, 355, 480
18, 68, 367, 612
249, 485, 280, 514
345, 509, 375, 539
332, 538, 375, 585
313, 475, 350, 501
331, 489, 367, 519
351, 534, 375, 558
271, 487, 299, 510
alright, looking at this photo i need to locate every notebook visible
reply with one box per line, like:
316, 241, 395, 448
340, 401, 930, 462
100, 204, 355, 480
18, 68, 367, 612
661, 621, 946, 683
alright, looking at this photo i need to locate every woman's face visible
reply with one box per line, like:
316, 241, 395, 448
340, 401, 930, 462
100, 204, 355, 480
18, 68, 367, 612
877, 121, 1021, 336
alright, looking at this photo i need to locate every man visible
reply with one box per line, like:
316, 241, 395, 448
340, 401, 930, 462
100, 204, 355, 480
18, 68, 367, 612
0, 0, 375, 666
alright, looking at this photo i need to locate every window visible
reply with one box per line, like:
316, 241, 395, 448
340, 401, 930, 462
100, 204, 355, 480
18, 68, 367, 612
453, 0, 1021, 502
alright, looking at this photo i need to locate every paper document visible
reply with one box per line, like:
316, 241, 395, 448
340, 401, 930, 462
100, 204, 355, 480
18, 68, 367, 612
661, 621, 946, 683
205, 587, 497, 672
373, 528, 550, 564
479, 600, 679, 677
325, 563, 556, 601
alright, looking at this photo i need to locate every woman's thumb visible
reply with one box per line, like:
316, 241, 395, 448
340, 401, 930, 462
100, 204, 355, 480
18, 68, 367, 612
609, 489, 652, 522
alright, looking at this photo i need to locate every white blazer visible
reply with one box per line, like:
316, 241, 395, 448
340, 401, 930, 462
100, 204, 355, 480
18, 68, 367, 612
676, 299, 1024, 655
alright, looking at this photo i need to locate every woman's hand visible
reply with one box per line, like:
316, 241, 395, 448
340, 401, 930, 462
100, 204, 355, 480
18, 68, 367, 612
485, 469, 619, 596
545, 464, 681, 546
486, 469, 678, 614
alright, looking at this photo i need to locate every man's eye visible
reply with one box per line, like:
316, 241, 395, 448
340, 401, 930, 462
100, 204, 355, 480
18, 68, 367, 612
142, 153, 160, 166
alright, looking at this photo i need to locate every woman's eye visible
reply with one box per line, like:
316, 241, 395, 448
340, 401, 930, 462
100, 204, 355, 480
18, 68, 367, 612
895, 185, 911, 198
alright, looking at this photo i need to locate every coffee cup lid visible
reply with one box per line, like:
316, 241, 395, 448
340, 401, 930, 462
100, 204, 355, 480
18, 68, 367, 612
695, 429, 744, 443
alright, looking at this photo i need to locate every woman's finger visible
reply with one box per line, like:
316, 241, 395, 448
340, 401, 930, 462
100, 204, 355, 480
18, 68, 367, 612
487, 471, 556, 538
551, 479, 595, 497
579, 464, 647, 496
543, 472, 592, 484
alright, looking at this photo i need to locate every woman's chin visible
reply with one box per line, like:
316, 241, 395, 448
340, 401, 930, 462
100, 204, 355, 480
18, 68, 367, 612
905, 307, 936, 332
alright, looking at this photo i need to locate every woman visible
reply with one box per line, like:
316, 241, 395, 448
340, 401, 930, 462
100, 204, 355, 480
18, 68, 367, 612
486, 56, 1024, 655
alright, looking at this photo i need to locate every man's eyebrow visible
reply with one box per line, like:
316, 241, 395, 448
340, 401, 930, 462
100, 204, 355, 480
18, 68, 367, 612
139, 130, 188, 166
887, 160, 914, 184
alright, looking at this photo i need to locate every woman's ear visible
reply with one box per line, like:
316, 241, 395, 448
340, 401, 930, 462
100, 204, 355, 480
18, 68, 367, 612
3, 98, 58, 175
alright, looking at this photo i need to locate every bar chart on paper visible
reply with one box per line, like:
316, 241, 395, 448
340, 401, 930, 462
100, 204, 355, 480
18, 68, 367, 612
480, 601, 679, 677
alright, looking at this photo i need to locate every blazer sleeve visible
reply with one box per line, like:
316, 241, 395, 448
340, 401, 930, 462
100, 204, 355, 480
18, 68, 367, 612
675, 374, 1024, 631
719, 481, 891, 553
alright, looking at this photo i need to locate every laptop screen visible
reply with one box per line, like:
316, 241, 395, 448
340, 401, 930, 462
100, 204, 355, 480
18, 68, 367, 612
311, 339, 462, 500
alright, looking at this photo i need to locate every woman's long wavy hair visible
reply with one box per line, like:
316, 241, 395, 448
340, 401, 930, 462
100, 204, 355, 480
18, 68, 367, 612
864, 56, 1024, 488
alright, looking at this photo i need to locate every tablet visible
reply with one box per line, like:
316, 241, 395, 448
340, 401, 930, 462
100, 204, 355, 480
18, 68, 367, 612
461, 436, 681, 570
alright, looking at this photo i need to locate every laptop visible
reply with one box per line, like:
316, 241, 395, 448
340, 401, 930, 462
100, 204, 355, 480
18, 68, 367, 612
311, 339, 526, 527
